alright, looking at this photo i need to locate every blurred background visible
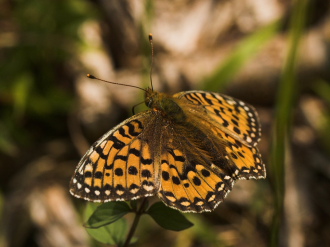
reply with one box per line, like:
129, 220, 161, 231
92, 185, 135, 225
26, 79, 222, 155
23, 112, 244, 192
1, 0, 330, 246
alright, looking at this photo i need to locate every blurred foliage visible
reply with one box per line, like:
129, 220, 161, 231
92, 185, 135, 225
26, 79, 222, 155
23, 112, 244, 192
202, 20, 281, 92
270, 1, 309, 245
0, 0, 96, 155
313, 80, 330, 153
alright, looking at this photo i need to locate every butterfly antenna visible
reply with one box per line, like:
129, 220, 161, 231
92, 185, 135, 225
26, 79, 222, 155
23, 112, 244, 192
148, 33, 154, 91
86, 74, 148, 93
131, 101, 145, 115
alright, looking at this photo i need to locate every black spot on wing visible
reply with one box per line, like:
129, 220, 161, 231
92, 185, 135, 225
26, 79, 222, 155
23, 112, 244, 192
128, 166, 138, 175
162, 171, 170, 181
115, 168, 124, 176
94, 171, 103, 179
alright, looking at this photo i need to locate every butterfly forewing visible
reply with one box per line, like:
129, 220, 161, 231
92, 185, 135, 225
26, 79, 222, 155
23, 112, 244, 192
70, 112, 160, 202
174, 91, 261, 146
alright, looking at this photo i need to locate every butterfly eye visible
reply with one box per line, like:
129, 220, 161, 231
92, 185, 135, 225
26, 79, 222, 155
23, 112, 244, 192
145, 96, 152, 108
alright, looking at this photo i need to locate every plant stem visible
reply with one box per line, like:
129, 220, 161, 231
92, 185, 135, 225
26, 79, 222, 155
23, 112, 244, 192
270, 0, 309, 246
122, 198, 148, 247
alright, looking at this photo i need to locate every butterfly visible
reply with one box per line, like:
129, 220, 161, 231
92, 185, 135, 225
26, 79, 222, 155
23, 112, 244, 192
70, 79, 266, 213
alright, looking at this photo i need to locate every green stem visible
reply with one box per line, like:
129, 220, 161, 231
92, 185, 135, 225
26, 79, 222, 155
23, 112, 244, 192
270, 0, 309, 246
122, 198, 148, 247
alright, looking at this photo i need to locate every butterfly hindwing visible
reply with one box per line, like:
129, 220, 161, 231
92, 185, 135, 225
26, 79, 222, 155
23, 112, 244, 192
219, 131, 265, 179
157, 145, 234, 213
70, 112, 159, 202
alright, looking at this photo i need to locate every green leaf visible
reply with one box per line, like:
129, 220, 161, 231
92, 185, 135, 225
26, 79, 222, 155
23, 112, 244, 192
86, 217, 128, 246
147, 202, 194, 231
129, 200, 138, 211
85, 201, 131, 228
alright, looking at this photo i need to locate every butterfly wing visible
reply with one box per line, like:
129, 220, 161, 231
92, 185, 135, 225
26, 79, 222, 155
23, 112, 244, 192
174, 91, 266, 180
70, 108, 234, 212
175, 91, 261, 146
157, 144, 235, 213
70, 111, 160, 202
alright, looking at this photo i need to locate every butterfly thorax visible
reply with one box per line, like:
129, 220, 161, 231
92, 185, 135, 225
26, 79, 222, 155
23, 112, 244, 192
145, 88, 187, 123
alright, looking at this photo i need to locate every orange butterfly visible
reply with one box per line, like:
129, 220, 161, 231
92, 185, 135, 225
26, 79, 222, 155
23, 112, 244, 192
70, 81, 265, 212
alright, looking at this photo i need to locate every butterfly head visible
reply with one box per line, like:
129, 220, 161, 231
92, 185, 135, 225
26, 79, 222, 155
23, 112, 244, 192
144, 87, 187, 123
144, 87, 159, 109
